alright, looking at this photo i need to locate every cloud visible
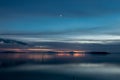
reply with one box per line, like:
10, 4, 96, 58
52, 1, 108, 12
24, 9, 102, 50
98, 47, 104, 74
1, 34, 120, 44
1, 35, 120, 52
31, 41, 120, 52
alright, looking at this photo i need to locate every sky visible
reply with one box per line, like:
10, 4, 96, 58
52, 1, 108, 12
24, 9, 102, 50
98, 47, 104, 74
0, 0, 120, 52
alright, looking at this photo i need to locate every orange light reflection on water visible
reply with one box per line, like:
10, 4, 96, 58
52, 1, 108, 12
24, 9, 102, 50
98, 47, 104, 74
73, 53, 85, 57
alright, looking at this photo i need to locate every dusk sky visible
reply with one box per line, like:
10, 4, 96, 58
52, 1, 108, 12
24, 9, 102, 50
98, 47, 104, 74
0, 0, 120, 52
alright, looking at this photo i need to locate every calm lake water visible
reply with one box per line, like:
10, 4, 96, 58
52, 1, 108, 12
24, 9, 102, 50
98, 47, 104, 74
0, 52, 120, 80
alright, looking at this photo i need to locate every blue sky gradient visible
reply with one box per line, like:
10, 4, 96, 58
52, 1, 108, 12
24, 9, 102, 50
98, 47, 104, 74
0, 0, 120, 51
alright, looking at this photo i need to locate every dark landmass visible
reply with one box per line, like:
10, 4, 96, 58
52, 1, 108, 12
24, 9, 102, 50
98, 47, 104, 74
88, 52, 110, 55
0, 50, 111, 55
0, 51, 57, 53
0, 51, 27, 53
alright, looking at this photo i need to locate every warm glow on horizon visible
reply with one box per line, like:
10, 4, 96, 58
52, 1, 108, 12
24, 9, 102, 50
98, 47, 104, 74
56, 53, 71, 56
0, 48, 85, 53
27, 48, 53, 51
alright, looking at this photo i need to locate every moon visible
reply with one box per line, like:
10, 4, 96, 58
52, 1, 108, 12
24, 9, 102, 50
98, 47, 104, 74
59, 14, 63, 17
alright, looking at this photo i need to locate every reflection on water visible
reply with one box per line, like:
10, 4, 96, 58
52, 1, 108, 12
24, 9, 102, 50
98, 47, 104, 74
0, 52, 120, 80
0, 52, 120, 67
0, 52, 86, 67
0, 52, 85, 61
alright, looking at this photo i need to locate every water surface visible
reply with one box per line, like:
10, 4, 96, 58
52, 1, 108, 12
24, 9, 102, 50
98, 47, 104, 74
0, 52, 120, 80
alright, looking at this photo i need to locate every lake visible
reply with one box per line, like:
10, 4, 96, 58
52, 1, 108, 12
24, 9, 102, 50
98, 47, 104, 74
0, 52, 120, 80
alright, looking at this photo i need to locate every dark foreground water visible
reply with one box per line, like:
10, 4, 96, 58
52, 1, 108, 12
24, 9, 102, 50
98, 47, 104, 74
0, 52, 120, 80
